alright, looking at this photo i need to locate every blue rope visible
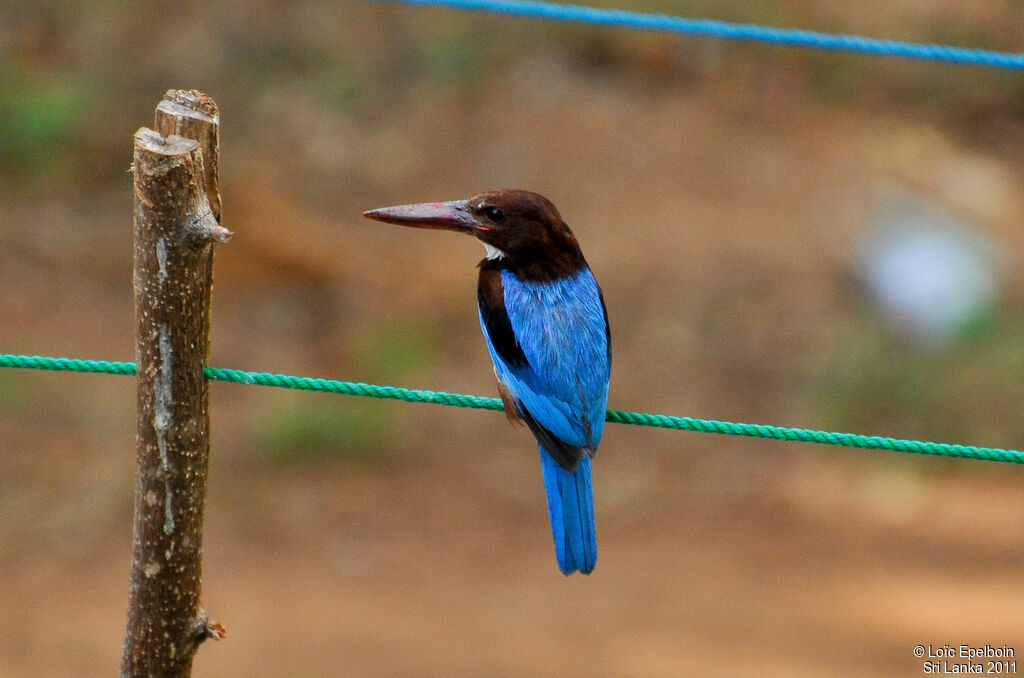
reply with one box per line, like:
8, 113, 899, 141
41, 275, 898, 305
371, 0, 1024, 70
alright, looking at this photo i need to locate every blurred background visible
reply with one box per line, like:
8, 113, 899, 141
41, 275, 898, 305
2, 1, 1024, 675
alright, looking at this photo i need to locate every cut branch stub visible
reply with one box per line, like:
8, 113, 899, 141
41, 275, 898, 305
155, 89, 224, 226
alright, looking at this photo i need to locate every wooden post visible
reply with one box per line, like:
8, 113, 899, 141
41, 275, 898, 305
122, 90, 230, 678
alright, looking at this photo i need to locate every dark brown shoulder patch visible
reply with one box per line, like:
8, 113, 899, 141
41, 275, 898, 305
477, 264, 528, 369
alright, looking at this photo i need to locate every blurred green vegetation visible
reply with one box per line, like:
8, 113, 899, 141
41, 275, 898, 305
349, 315, 441, 383
247, 316, 438, 465
814, 309, 1024, 452
250, 395, 398, 467
0, 59, 85, 176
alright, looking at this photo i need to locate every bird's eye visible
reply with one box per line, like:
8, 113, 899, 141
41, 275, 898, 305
483, 206, 505, 223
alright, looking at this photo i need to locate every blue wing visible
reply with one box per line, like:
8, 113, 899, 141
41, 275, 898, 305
480, 267, 610, 458
477, 265, 610, 574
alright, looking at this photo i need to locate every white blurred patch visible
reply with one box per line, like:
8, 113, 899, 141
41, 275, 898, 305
855, 190, 1003, 348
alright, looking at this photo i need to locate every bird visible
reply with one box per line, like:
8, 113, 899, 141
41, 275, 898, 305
364, 189, 611, 575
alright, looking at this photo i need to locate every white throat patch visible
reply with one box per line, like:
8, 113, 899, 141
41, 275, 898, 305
482, 242, 506, 260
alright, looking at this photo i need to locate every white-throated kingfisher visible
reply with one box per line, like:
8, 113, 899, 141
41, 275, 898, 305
364, 189, 611, 575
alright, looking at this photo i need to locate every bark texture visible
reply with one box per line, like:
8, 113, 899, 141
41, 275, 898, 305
122, 90, 228, 678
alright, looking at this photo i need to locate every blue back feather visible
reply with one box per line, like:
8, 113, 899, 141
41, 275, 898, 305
487, 268, 609, 449
478, 267, 609, 574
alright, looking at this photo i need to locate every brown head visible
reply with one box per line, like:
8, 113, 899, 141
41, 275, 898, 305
363, 188, 587, 281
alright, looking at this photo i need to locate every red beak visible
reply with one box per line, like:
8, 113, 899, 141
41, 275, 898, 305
363, 199, 482, 233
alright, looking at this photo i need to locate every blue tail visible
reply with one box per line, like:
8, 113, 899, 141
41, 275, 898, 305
539, 447, 596, 575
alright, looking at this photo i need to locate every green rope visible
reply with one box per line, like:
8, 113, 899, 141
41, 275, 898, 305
2, 352, 1023, 464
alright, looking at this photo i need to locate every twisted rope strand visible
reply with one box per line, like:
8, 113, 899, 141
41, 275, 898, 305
3, 353, 1022, 464
370, 0, 1024, 70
